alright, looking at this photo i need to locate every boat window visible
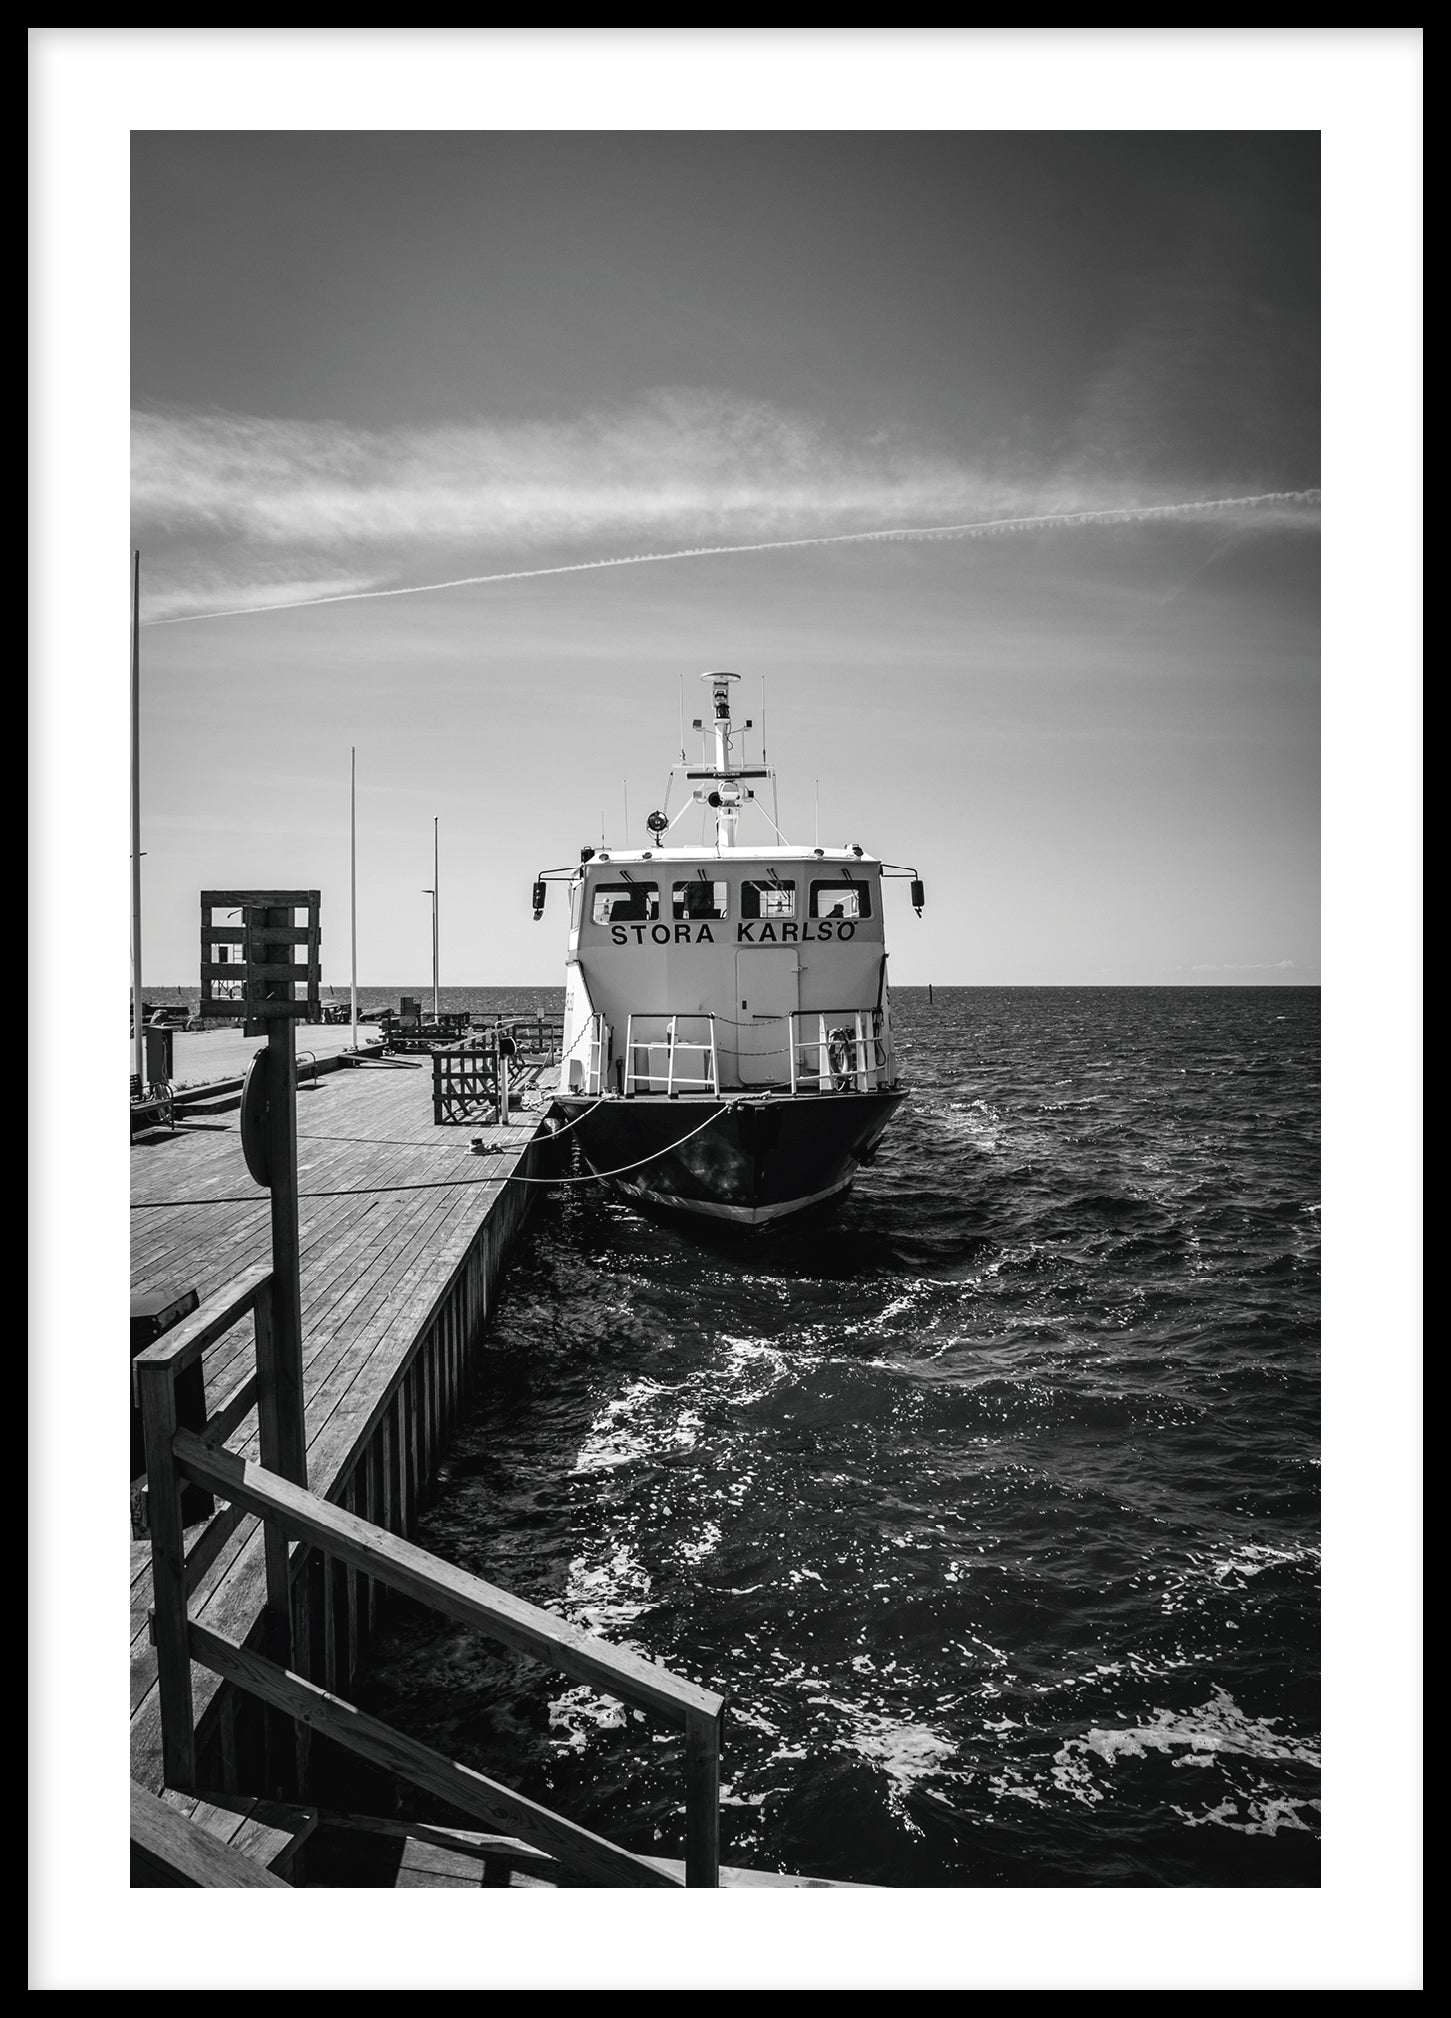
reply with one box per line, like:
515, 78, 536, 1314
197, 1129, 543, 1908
809, 880, 872, 920
590, 881, 660, 924
671, 878, 729, 921
740, 878, 797, 919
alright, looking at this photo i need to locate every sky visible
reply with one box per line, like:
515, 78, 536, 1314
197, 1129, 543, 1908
129, 127, 1322, 987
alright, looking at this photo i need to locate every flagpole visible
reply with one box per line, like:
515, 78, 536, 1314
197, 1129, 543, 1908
131, 551, 144, 1088
349, 747, 358, 1050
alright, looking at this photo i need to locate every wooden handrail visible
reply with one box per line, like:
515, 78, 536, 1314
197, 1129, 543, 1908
138, 1263, 724, 1884
173, 1432, 725, 1730
189, 1623, 679, 1889
132, 1266, 273, 1395
135, 1266, 279, 1791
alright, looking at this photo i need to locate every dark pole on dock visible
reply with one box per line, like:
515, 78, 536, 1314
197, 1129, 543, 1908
131, 551, 144, 1090
433, 815, 440, 1023
260, 937, 308, 1498
256, 900, 311, 1792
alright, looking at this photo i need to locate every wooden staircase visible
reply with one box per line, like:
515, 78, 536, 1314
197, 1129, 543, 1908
130, 1784, 316, 1887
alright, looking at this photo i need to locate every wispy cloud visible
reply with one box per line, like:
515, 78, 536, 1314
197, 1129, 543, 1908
148, 493, 1322, 627
133, 391, 1320, 621
1182, 959, 1299, 972
141, 573, 382, 622
133, 393, 999, 549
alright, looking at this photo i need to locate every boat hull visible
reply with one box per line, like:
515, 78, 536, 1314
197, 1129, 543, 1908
552, 1088, 905, 1226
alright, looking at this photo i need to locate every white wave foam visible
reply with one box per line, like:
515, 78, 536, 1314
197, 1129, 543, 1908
1051, 1687, 1319, 1810
1150, 1539, 1320, 1615
678, 1519, 721, 1568
571, 1376, 673, 1474
718, 1334, 792, 1404
546, 1683, 628, 1754
1170, 1792, 1321, 1837
840, 1711, 958, 1828
789, 1689, 959, 1832
562, 1541, 653, 1635
719, 1782, 770, 1808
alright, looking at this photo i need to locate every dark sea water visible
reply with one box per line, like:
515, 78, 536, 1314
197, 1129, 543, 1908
295, 984, 1321, 1887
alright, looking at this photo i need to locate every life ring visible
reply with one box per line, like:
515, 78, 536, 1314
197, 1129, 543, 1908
239, 1051, 273, 1186
827, 1026, 854, 1091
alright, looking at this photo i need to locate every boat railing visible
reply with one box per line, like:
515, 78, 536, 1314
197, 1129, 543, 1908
623, 1013, 720, 1097
582, 1013, 610, 1096
788, 1009, 890, 1094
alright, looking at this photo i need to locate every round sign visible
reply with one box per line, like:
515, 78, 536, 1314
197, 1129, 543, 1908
240, 1051, 272, 1188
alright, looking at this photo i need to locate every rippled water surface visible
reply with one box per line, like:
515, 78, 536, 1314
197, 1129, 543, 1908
346, 986, 1320, 1887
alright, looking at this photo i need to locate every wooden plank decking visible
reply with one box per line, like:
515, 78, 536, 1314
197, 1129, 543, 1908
130, 1050, 559, 1796
131, 1785, 318, 1886
307, 1815, 861, 1888
130, 1018, 387, 1093
130, 1785, 296, 1888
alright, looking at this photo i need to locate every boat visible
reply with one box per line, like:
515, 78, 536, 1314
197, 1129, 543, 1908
533, 672, 924, 1226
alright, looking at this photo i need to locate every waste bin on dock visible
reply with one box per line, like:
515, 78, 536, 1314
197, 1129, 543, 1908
143, 1024, 174, 1088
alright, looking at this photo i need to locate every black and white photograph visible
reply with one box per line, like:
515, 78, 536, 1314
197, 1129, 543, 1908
32, 28, 1420, 1993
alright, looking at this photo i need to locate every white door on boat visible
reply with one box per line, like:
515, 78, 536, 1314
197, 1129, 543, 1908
735, 949, 799, 1087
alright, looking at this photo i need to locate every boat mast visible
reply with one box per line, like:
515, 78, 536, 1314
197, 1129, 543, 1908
702, 669, 741, 849
663, 668, 773, 850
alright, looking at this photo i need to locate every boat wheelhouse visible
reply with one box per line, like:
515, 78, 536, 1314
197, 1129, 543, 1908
535, 673, 922, 1225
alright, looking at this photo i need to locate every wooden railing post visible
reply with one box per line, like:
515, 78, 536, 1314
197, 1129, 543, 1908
136, 1356, 196, 1791
684, 1707, 722, 1888
252, 1281, 296, 1662
252, 1277, 304, 1793
260, 1018, 308, 1494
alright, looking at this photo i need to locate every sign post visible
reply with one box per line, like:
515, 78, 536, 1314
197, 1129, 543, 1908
199, 890, 320, 1790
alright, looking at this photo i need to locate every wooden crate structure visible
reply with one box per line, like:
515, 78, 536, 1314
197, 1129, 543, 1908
199, 892, 322, 1036
432, 1043, 501, 1126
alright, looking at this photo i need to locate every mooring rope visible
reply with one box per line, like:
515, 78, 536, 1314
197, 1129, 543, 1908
493, 1099, 732, 1184
525, 1095, 604, 1143
130, 1098, 730, 1207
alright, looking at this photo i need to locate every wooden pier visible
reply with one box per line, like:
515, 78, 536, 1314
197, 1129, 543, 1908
129, 1036, 793, 1888
130, 1028, 860, 1888
131, 1049, 569, 1853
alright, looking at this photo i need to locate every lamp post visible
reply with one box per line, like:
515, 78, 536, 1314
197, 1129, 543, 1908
422, 895, 438, 1025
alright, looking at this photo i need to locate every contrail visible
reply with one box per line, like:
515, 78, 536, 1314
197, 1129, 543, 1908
145, 489, 1320, 626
